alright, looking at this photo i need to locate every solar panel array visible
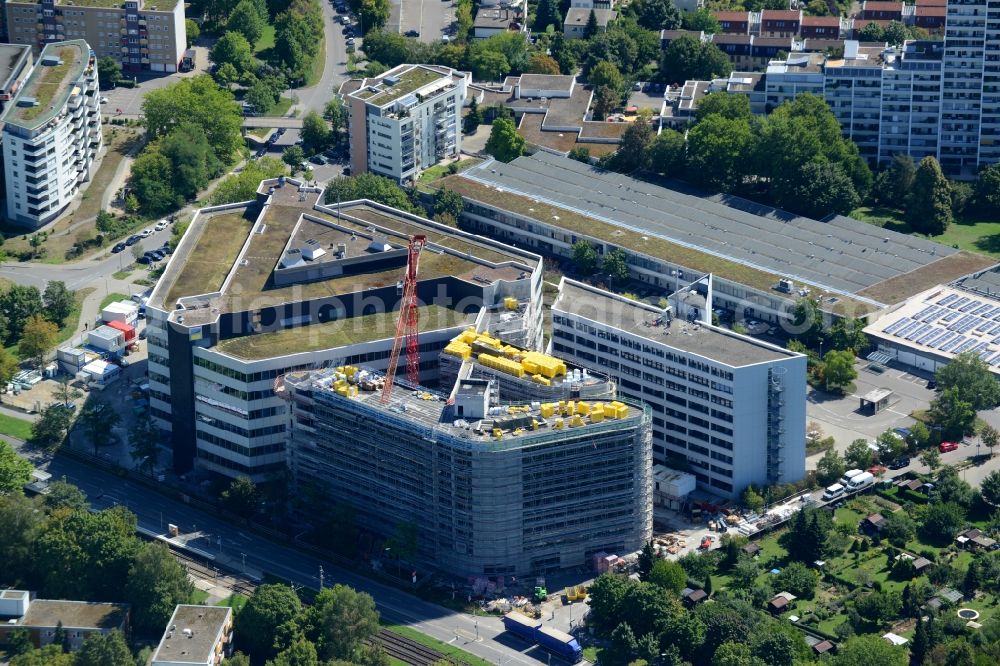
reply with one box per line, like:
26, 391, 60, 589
882, 292, 1000, 366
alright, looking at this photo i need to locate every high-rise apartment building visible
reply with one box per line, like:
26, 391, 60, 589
550, 278, 806, 498
5, 0, 186, 73
1, 40, 101, 229
343, 64, 467, 184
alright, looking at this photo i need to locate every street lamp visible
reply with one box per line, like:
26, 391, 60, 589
241, 552, 246, 574
474, 620, 479, 641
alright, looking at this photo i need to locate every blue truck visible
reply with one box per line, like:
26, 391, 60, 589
502, 612, 583, 662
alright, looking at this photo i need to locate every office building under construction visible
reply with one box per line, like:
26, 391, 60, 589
283, 349, 652, 577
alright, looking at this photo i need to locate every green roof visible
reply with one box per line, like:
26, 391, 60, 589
361, 66, 448, 107
3, 41, 87, 130
214, 304, 473, 359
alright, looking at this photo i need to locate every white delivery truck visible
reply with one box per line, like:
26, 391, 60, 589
822, 483, 846, 501
846, 472, 875, 493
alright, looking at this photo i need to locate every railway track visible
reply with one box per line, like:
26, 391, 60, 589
162, 542, 451, 666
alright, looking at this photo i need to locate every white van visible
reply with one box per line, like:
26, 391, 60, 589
847, 472, 875, 493
822, 483, 845, 501
839, 469, 864, 486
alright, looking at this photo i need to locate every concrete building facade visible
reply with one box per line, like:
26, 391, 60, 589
550, 279, 806, 498
345, 64, 467, 183
1, 39, 101, 229
151, 605, 232, 666
5, 0, 186, 73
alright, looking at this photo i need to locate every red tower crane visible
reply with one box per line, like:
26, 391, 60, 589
380, 234, 427, 403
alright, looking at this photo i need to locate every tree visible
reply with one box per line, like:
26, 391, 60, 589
633, 0, 680, 30
485, 117, 524, 163
750, 628, 806, 666
589, 61, 625, 95
283, 145, 306, 171
822, 350, 857, 393
30, 404, 72, 451
647, 129, 685, 176
780, 160, 860, 219
921, 501, 966, 544
211, 31, 255, 74
0, 284, 42, 343
269, 638, 319, 666
983, 470, 1000, 508
583, 9, 600, 38
881, 511, 915, 547
433, 189, 464, 219
920, 448, 941, 473
125, 542, 195, 633
210, 158, 287, 205
853, 590, 903, 628
906, 156, 952, 235
78, 400, 121, 456
463, 98, 482, 135
682, 7, 721, 32
225, 654, 252, 666
572, 240, 600, 276
228, 0, 266, 45
976, 163, 1000, 215
469, 49, 510, 82
301, 112, 331, 154
603, 248, 630, 285
144, 75, 244, 161
306, 584, 380, 661
826, 317, 867, 354
935, 351, 1000, 410
526, 53, 561, 75
215, 62, 239, 86
928, 386, 976, 441
816, 448, 846, 486
324, 97, 347, 137
159, 123, 222, 201
935, 466, 974, 508
0, 347, 19, 392
246, 80, 279, 114
592, 85, 620, 120
875, 429, 905, 463
774, 561, 817, 599
76, 630, 132, 666
742, 486, 765, 513
17, 314, 57, 368
44, 480, 89, 512
130, 150, 180, 215
585, 574, 631, 636
831, 634, 906, 666
857, 21, 885, 42
686, 114, 752, 191
0, 441, 32, 495
534, 0, 562, 31
981, 423, 999, 458
221, 476, 259, 517
882, 153, 916, 208
883, 20, 908, 45
324, 173, 419, 212
712, 641, 766, 666
237, 585, 303, 659
637, 541, 656, 579
783, 508, 831, 564
609, 121, 654, 173
845, 438, 874, 469
649, 559, 686, 593
661, 35, 731, 83
97, 56, 123, 89
42, 281, 75, 325
359, 0, 390, 33
185, 18, 200, 46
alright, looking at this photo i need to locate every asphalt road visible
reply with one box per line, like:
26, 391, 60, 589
296, 0, 352, 115
25, 448, 565, 666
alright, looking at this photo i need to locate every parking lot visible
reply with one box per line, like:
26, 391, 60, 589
393, 0, 452, 43
101, 45, 212, 118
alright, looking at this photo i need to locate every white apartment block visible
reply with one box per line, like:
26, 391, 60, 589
345, 64, 467, 184
551, 278, 807, 498
1, 39, 101, 229
6, 0, 187, 73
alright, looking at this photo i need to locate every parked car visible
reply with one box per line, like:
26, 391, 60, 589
125, 235, 141, 246
404, 29, 420, 37
822, 483, 845, 501
111, 242, 126, 253
140, 228, 153, 238
161, 244, 173, 255
154, 220, 168, 231
888, 457, 910, 470
927, 380, 937, 389
346, 37, 356, 45
342, 166, 351, 176
137, 255, 151, 264
310, 154, 325, 165
100, 96, 109, 104
939, 441, 959, 453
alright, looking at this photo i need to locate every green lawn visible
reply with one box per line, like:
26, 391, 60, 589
112, 268, 134, 280
100, 293, 129, 311
270, 97, 293, 117
254, 24, 276, 54
190, 589, 210, 604
381, 623, 494, 666
56, 287, 95, 347
0, 412, 34, 440
851, 205, 1000, 258
418, 158, 482, 184
305, 36, 326, 87
218, 593, 247, 613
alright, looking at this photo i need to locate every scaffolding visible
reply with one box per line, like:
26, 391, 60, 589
766, 366, 786, 483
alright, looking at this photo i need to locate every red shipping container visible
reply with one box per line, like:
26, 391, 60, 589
106, 319, 135, 342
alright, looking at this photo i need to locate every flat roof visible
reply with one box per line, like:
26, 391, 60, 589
554, 279, 797, 367
2, 40, 87, 130
518, 74, 575, 92
152, 181, 537, 323
863, 285, 1000, 373
351, 64, 457, 107
445, 152, 968, 308
564, 7, 616, 24
0, 44, 31, 91
289, 365, 645, 445
20, 599, 128, 630
474, 7, 522, 27
152, 605, 230, 665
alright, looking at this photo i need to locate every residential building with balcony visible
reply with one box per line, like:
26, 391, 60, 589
344, 64, 468, 184
1, 39, 101, 229
4, 0, 186, 73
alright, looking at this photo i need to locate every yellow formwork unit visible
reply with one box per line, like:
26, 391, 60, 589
443, 341, 472, 359
575, 402, 591, 416
531, 374, 551, 386
568, 414, 585, 427
590, 404, 604, 422
478, 353, 526, 378
504, 297, 518, 310
521, 351, 567, 379
540, 403, 556, 418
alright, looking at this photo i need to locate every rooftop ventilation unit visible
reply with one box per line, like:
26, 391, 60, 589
384, 74, 401, 85
16, 96, 38, 107
302, 239, 326, 261
40, 56, 63, 66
